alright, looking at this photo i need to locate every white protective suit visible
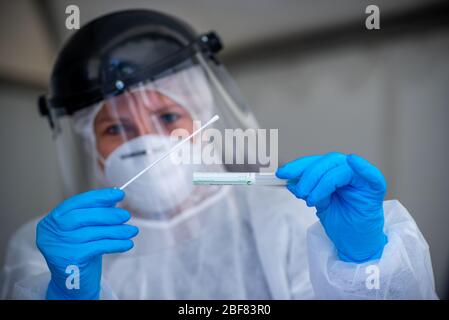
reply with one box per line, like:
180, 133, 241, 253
0, 184, 438, 299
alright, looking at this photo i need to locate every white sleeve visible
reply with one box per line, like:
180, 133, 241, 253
10, 275, 117, 300
306, 200, 438, 299
1, 219, 117, 300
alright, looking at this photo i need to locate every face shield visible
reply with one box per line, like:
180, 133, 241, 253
48, 52, 266, 222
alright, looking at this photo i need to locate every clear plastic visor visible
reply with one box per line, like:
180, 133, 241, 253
53, 55, 271, 223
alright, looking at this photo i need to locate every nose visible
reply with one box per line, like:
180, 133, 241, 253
129, 91, 166, 137
134, 113, 159, 136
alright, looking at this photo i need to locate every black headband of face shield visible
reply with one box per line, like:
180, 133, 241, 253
38, 32, 223, 129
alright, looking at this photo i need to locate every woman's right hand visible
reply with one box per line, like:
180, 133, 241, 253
36, 188, 138, 300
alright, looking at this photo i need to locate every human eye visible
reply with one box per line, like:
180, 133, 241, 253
104, 123, 127, 136
159, 112, 181, 125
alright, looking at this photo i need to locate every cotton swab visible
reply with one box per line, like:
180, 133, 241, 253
119, 115, 220, 190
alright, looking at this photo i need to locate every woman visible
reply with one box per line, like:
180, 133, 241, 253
1, 9, 437, 300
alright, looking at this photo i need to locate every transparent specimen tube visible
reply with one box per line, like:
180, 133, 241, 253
193, 172, 288, 186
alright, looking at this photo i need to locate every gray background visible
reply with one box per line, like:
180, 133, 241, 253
0, 0, 448, 298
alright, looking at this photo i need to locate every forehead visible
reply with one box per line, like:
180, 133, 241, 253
95, 89, 181, 121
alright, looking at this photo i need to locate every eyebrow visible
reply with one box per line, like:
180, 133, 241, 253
95, 103, 184, 124
96, 115, 133, 124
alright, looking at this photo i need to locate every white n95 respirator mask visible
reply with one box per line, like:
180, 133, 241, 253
103, 135, 199, 220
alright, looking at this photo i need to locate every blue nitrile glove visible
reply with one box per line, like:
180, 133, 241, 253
36, 188, 138, 300
276, 153, 388, 263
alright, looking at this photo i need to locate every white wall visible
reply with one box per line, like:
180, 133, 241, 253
0, 84, 63, 270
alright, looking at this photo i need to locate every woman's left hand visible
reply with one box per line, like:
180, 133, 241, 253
276, 152, 388, 263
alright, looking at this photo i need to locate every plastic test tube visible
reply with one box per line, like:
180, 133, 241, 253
193, 172, 288, 186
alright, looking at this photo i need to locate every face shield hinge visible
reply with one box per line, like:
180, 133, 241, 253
38, 95, 55, 129
199, 32, 223, 60
115, 80, 126, 92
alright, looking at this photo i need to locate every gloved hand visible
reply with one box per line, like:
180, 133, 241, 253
276, 153, 388, 263
36, 188, 138, 300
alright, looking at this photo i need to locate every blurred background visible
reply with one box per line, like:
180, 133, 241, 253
0, 0, 448, 298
